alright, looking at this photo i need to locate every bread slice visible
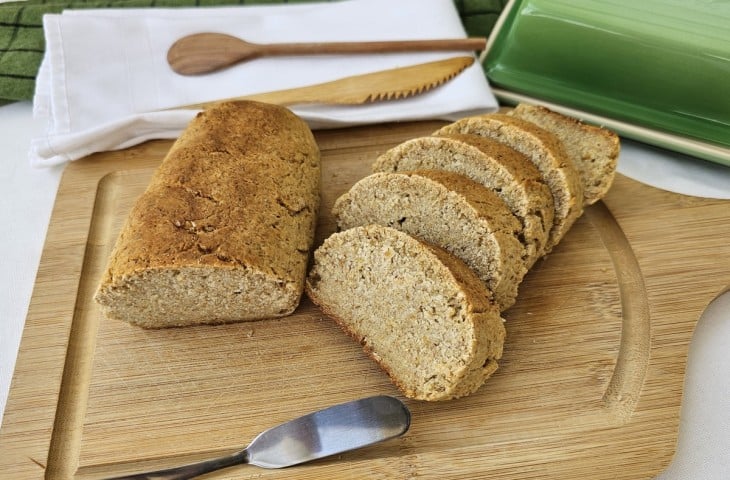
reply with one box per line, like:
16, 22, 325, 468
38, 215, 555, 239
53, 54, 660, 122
372, 133, 555, 268
434, 114, 583, 251
305, 224, 506, 401
510, 104, 620, 205
333, 170, 526, 311
95, 101, 321, 328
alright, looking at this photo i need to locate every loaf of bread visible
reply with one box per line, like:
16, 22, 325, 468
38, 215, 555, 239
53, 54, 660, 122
305, 224, 506, 401
372, 133, 555, 268
333, 170, 526, 310
510, 104, 620, 205
434, 114, 584, 251
95, 101, 321, 328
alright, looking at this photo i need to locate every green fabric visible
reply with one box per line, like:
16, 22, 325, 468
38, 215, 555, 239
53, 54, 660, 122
0, 0, 506, 102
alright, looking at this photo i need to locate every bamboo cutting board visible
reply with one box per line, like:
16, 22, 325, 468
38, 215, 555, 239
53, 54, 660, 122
1, 121, 728, 479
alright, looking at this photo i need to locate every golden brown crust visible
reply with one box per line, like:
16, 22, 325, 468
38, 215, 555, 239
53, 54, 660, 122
95, 101, 321, 327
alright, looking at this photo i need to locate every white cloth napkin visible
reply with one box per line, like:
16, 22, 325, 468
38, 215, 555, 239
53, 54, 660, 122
30, 0, 498, 167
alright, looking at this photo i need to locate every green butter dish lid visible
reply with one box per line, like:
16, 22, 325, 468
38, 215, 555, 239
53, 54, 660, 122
483, 0, 730, 166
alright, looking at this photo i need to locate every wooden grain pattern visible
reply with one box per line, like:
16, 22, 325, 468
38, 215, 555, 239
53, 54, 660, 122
0, 121, 728, 480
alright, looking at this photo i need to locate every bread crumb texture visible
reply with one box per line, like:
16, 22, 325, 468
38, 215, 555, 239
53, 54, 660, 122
373, 134, 555, 268
333, 170, 527, 310
510, 104, 620, 205
306, 225, 506, 401
435, 113, 584, 251
95, 101, 321, 328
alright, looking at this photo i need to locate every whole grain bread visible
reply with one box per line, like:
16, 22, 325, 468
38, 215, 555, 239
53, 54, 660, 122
372, 133, 555, 268
305, 224, 506, 401
434, 114, 583, 251
510, 104, 620, 205
95, 101, 321, 328
333, 170, 526, 311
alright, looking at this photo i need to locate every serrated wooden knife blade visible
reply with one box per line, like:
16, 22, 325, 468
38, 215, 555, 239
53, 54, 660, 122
166, 56, 475, 110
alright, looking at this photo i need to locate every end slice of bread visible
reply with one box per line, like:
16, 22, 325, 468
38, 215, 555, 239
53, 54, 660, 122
333, 170, 526, 311
510, 104, 619, 205
306, 224, 506, 401
434, 114, 583, 251
372, 134, 555, 268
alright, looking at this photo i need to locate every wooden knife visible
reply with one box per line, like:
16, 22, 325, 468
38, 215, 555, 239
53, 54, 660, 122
165, 56, 475, 110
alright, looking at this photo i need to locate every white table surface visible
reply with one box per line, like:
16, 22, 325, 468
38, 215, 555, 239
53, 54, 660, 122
1, 101, 728, 477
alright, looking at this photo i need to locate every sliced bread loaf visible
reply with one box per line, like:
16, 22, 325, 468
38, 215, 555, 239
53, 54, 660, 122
95, 101, 321, 328
305, 224, 506, 401
372, 133, 555, 268
434, 114, 583, 251
333, 170, 526, 311
510, 104, 620, 205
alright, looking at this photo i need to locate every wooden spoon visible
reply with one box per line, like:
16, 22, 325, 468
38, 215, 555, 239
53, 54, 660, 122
167, 32, 487, 75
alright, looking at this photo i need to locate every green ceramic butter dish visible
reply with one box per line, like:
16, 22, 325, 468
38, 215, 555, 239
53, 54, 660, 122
483, 0, 730, 166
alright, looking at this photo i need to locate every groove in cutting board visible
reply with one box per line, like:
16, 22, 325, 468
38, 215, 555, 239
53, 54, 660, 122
46, 171, 129, 478
584, 202, 650, 420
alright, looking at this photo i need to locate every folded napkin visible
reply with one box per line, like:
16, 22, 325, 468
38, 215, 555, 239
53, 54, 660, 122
30, 0, 499, 167
0, 0, 504, 102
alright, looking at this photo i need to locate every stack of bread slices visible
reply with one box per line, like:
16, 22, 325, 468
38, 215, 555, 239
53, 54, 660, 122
306, 104, 620, 401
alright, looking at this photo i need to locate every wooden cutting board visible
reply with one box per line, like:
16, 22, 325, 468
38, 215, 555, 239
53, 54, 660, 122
1, 121, 728, 479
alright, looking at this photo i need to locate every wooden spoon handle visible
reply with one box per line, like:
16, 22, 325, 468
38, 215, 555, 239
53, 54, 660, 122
167, 33, 486, 75
260, 38, 488, 55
